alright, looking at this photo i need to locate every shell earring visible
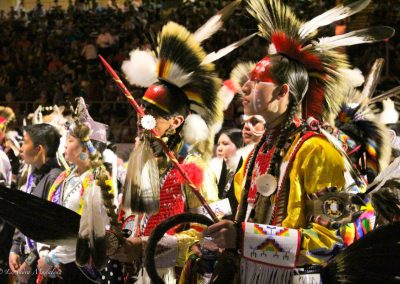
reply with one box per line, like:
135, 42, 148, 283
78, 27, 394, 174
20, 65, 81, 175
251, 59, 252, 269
79, 152, 88, 161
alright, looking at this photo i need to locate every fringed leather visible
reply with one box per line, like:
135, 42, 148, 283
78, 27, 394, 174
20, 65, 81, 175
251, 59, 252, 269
240, 258, 293, 284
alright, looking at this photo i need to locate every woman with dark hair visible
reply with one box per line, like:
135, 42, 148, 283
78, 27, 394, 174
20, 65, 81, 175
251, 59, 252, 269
211, 128, 243, 217
215, 128, 243, 162
205, 0, 394, 283
213, 128, 243, 177
36, 98, 116, 283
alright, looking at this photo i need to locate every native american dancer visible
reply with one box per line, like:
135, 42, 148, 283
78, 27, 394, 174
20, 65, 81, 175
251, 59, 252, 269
105, 1, 259, 282
333, 59, 400, 229
110, 22, 228, 284
32, 97, 114, 283
0, 98, 118, 283
204, 0, 397, 283
333, 60, 392, 184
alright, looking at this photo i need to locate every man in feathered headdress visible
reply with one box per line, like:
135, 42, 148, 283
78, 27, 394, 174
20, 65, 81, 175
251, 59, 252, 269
205, 0, 396, 283
109, 16, 228, 284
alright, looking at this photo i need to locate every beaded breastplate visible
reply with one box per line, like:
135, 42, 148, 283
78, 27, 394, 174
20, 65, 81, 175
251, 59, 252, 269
143, 168, 185, 236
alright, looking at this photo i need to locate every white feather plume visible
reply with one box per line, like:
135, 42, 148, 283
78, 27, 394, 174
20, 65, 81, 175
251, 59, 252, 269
268, 43, 277, 55
339, 68, 365, 88
194, 14, 224, 43
377, 99, 399, 125
361, 58, 385, 101
314, 26, 395, 51
161, 62, 193, 87
212, 121, 223, 135
218, 85, 236, 111
183, 114, 210, 145
193, 0, 241, 42
121, 49, 158, 87
299, 0, 371, 39
202, 33, 257, 65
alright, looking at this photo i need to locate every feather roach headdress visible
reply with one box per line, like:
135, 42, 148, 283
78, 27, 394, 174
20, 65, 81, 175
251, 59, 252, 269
121, 0, 255, 148
122, 21, 221, 146
246, 0, 395, 121
335, 61, 391, 182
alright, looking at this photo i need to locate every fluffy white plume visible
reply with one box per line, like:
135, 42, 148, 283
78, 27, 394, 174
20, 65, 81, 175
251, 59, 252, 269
121, 49, 158, 87
268, 43, 277, 55
377, 99, 399, 125
299, 0, 371, 39
212, 121, 223, 135
219, 84, 236, 111
183, 114, 210, 145
339, 68, 365, 88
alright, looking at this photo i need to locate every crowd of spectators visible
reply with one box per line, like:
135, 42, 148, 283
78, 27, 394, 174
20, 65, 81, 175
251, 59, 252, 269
0, 0, 399, 142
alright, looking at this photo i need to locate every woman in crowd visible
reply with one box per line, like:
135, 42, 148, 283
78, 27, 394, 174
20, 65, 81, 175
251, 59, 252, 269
36, 98, 115, 283
211, 128, 243, 217
212, 128, 243, 180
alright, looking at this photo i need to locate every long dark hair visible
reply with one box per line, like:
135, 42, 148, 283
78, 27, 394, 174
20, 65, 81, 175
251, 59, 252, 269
265, 54, 308, 176
236, 54, 309, 222
70, 123, 119, 231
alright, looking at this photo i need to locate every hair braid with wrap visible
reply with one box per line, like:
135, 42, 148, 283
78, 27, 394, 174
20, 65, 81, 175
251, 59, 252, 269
72, 122, 118, 227
269, 99, 298, 177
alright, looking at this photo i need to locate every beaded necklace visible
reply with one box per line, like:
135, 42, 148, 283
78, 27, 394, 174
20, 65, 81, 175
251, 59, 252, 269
48, 167, 94, 215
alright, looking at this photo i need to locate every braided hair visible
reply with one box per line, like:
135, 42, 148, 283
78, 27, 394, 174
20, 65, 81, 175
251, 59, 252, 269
71, 122, 119, 231
265, 54, 308, 177
268, 99, 298, 177
236, 55, 308, 222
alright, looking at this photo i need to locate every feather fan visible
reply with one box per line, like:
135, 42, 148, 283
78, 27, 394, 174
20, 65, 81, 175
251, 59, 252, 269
321, 222, 400, 283
0, 186, 80, 247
